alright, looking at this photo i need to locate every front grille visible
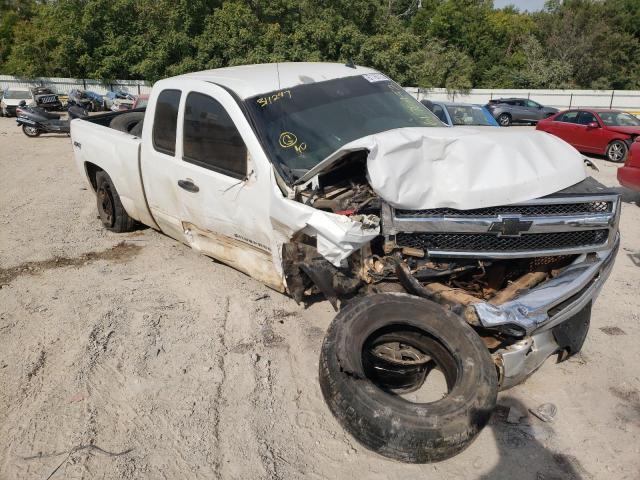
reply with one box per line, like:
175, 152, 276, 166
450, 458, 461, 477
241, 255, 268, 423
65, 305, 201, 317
396, 230, 609, 253
395, 201, 612, 218
40, 96, 56, 103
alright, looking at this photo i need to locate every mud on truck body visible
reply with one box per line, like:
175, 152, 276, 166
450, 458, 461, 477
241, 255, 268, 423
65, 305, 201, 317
70, 63, 620, 463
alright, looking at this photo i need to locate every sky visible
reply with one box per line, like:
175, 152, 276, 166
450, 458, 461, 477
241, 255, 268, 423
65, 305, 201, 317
493, 0, 547, 11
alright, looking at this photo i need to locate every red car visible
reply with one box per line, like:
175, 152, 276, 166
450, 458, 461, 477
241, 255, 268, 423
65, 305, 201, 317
536, 109, 640, 163
618, 138, 640, 191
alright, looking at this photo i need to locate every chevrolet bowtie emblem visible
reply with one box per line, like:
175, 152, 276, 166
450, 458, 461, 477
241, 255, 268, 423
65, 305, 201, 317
488, 217, 533, 237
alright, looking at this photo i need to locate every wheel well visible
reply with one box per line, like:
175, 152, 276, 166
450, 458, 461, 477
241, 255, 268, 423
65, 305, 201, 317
84, 162, 103, 191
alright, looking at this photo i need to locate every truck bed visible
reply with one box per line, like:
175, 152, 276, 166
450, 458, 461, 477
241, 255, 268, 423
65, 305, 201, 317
70, 109, 156, 228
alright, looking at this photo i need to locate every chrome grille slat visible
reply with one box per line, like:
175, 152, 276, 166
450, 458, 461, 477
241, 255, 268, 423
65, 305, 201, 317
395, 201, 612, 218
396, 230, 609, 253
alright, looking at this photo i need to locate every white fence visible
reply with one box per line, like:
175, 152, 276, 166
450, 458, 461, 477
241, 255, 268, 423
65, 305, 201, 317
2, 75, 640, 111
405, 87, 640, 111
0, 75, 152, 96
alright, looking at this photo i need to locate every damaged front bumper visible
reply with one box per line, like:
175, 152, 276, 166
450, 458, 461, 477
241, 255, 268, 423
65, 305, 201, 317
487, 235, 619, 389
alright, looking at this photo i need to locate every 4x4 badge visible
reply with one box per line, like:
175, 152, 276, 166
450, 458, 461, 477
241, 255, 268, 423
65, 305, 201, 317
488, 217, 533, 237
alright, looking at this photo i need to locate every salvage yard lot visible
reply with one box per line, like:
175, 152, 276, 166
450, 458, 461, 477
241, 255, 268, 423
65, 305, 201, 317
0, 118, 639, 479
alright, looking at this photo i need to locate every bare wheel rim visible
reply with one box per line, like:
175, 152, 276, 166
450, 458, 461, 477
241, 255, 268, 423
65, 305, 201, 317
608, 142, 626, 162
362, 328, 457, 397
98, 186, 114, 226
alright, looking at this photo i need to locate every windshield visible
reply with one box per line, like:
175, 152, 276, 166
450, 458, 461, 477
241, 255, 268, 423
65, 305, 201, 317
245, 74, 442, 179
598, 111, 640, 127
445, 105, 495, 126
4, 90, 31, 100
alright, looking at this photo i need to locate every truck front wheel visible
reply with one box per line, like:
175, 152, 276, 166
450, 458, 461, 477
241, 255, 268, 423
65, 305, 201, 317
319, 293, 497, 463
95, 171, 136, 232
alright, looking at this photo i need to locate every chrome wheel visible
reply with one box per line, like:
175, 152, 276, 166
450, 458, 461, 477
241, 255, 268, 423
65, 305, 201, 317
498, 113, 511, 126
607, 141, 627, 163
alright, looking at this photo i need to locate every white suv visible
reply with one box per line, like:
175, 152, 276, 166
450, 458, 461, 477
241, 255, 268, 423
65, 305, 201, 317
1, 88, 34, 117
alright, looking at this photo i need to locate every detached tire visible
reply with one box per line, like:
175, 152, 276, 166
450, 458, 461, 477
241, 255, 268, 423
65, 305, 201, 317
109, 112, 144, 134
95, 171, 136, 232
319, 293, 497, 463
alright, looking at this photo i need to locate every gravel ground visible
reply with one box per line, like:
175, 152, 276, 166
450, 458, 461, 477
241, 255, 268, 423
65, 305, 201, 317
0, 119, 639, 480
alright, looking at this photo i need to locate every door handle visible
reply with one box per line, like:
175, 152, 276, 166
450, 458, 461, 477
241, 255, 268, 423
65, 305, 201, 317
178, 179, 199, 193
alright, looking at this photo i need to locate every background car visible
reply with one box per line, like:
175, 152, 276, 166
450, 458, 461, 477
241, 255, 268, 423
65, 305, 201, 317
618, 138, 640, 192
536, 109, 640, 162
67, 89, 104, 111
1, 88, 34, 116
421, 100, 499, 128
102, 91, 135, 111
132, 93, 149, 109
31, 86, 63, 111
486, 98, 558, 126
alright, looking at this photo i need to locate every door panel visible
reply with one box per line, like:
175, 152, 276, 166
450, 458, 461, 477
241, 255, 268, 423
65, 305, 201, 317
574, 111, 604, 152
140, 80, 285, 291
140, 87, 185, 241
550, 111, 580, 147
175, 84, 284, 291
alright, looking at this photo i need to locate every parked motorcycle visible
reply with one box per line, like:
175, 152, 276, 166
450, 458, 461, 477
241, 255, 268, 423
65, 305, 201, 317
16, 100, 88, 137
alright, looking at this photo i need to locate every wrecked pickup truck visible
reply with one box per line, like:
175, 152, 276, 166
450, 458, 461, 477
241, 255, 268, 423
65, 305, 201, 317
71, 63, 620, 463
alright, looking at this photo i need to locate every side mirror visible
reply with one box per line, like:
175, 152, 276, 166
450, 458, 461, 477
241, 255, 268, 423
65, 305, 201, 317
587, 121, 599, 129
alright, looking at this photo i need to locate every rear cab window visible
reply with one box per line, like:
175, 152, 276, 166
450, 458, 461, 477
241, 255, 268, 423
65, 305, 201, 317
182, 92, 247, 179
153, 89, 181, 155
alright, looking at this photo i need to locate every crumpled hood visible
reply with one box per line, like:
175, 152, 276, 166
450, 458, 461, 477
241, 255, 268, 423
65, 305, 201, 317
301, 127, 587, 210
606, 126, 640, 136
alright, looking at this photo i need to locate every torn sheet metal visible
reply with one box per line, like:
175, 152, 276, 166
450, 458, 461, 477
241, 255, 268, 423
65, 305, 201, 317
299, 127, 587, 210
269, 189, 379, 267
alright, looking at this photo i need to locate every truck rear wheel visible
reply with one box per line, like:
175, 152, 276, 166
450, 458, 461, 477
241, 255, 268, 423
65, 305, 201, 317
95, 171, 136, 232
109, 112, 144, 134
319, 293, 497, 463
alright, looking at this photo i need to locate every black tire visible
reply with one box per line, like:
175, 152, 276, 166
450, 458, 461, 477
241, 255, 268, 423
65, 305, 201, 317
129, 117, 144, 137
319, 293, 497, 463
109, 112, 145, 134
22, 125, 41, 137
606, 140, 628, 163
497, 113, 512, 126
95, 171, 136, 232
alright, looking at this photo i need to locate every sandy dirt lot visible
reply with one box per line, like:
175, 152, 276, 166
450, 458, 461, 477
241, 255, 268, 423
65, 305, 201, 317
0, 118, 639, 480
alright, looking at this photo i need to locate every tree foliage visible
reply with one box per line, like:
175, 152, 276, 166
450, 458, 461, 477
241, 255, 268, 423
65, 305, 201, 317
1, 0, 638, 89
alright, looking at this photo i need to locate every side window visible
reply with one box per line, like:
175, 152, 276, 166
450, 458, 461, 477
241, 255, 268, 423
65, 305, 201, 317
153, 89, 181, 155
183, 92, 247, 179
525, 100, 539, 108
431, 104, 448, 124
513, 100, 526, 107
558, 111, 579, 123
577, 111, 598, 125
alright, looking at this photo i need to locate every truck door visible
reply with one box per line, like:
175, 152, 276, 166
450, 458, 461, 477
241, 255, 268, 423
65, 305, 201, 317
142, 81, 284, 291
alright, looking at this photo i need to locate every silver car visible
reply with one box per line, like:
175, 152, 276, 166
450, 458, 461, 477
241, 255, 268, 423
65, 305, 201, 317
486, 98, 558, 126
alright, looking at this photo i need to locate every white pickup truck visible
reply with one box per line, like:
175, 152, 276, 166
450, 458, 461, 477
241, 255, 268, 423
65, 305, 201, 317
71, 62, 620, 463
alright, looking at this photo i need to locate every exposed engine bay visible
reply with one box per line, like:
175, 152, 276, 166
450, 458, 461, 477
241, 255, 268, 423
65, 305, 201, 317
283, 150, 620, 379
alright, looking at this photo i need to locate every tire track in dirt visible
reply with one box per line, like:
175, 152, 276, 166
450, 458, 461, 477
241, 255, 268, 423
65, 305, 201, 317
210, 296, 230, 478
